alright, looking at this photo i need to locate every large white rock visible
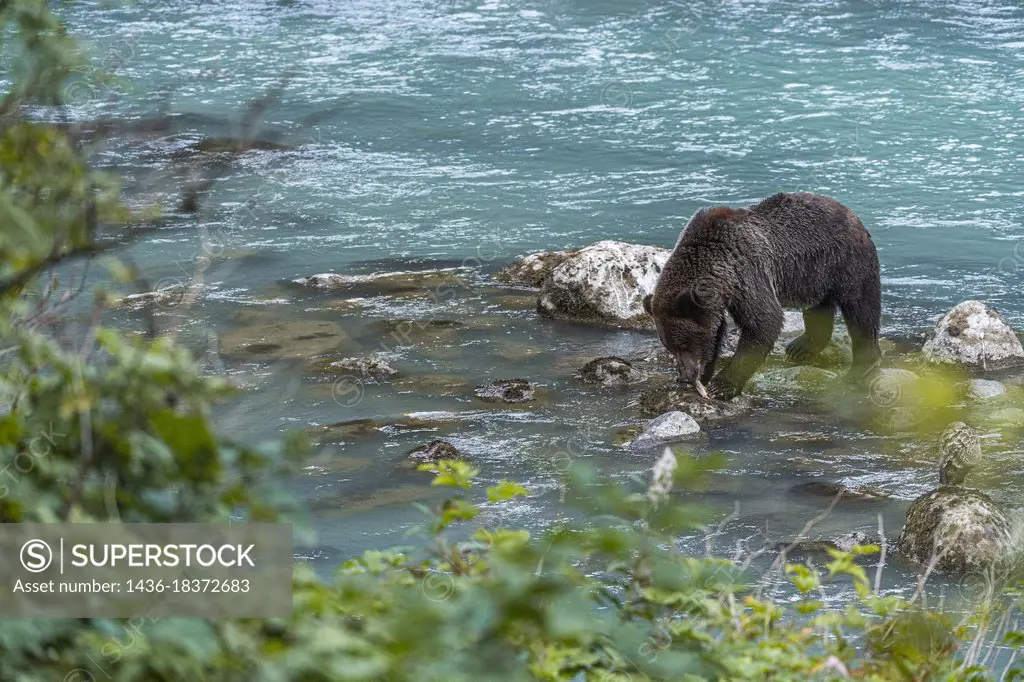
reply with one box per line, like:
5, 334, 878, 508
537, 240, 670, 330
922, 301, 1024, 371
629, 411, 701, 451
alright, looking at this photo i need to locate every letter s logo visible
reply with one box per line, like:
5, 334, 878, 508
20, 539, 53, 573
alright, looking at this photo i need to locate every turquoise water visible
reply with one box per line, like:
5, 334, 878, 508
67, 0, 1024, 323
55, 0, 1024, 640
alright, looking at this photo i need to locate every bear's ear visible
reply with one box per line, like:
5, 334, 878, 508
672, 289, 711, 319
642, 294, 653, 315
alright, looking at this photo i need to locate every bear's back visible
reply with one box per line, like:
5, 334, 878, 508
671, 192, 875, 288
748, 192, 867, 246
677, 205, 757, 247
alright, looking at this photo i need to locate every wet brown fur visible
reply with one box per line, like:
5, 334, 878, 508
643, 192, 882, 399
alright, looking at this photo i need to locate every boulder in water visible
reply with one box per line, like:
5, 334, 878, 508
406, 439, 463, 466
922, 301, 1024, 371
313, 355, 398, 382
475, 378, 536, 403
537, 240, 670, 330
575, 356, 647, 387
628, 411, 701, 451
897, 486, 1013, 575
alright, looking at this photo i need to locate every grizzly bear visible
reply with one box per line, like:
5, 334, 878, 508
642, 192, 882, 400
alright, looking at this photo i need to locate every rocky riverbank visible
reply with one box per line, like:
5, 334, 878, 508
212, 240, 1024, 577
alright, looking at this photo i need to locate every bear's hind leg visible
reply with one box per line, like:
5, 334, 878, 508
838, 281, 882, 382
785, 301, 836, 363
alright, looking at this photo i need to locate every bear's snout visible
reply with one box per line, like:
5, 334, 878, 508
674, 354, 703, 386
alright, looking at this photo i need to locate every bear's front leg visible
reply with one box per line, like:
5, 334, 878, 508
700, 319, 728, 386
710, 303, 783, 399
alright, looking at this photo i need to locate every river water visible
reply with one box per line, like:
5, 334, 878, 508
53, 0, 1024, 648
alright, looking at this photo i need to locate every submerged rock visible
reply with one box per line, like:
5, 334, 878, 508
879, 368, 920, 384
117, 282, 190, 310
897, 487, 1012, 574
494, 294, 539, 310
537, 240, 670, 330
779, 531, 878, 556
491, 340, 546, 362
392, 374, 472, 397
831, 531, 879, 552
462, 315, 516, 331
368, 319, 463, 346
317, 298, 369, 314
219, 320, 350, 361
874, 407, 924, 434
866, 368, 920, 407
922, 301, 1024, 371
193, 137, 291, 154
638, 378, 751, 422
314, 418, 382, 441
494, 250, 578, 288
474, 378, 536, 403
406, 439, 463, 466
750, 366, 839, 399
575, 356, 647, 387
315, 484, 436, 513
628, 411, 701, 451
789, 481, 889, 502
968, 378, 1007, 400
315, 415, 463, 443
770, 431, 838, 447
229, 308, 283, 326
292, 268, 468, 300
292, 273, 348, 289
312, 355, 398, 382
612, 424, 644, 447
302, 452, 372, 476
983, 407, 1024, 427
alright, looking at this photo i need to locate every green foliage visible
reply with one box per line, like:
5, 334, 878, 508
2, 3, 1024, 680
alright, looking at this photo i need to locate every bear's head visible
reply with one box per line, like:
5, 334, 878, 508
643, 286, 723, 394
